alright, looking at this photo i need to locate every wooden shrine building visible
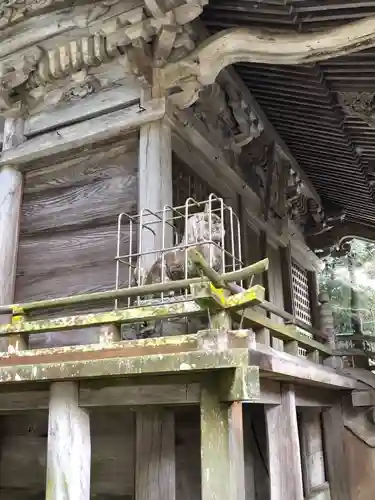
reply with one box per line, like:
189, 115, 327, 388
1, 0, 375, 499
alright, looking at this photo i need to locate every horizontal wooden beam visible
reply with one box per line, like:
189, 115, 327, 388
0, 376, 340, 411
24, 86, 140, 137
79, 382, 201, 407
0, 98, 165, 169
0, 349, 246, 384
259, 379, 341, 406
0, 330, 250, 383
250, 343, 364, 390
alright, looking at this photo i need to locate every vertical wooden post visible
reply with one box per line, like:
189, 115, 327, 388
300, 410, 330, 499
265, 384, 304, 500
46, 382, 91, 500
201, 375, 245, 500
0, 116, 27, 351
280, 244, 294, 315
307, 270, 320, 330
322, 403, 350, 500
138, 92, 172, 280
135, 409, 175, 500
136, 87, 175, 500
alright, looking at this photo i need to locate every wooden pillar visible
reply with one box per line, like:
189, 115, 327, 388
322, 403, 350, 500
45, 382, 91, 500
138, 112, 172, 280
136, 92, 175, 500
201, 376, 245, 500
300, 410, 330, 500
0, 117, 27, 351
135, 409, 175, 500
265, 384, 304, 500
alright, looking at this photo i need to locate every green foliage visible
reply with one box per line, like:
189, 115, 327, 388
318, 239, 375, 335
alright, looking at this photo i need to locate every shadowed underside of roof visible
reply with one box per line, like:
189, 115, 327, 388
202, 0, 375, 229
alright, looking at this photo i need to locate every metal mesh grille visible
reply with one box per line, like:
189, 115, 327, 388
291, 260, 312, 327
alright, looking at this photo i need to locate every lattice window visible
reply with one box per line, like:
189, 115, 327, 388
291, 259, 312, 327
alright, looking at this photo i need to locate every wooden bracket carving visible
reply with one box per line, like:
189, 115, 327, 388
0, 0, 207, 113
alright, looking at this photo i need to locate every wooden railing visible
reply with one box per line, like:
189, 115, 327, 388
0, 250, 336, 384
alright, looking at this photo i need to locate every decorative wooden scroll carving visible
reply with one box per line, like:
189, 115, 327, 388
0, 0, 207, 114
191, 82, 264, 154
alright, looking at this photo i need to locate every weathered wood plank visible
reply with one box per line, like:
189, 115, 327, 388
25, 87, 140, 137
265, 384, 304, 500
300, 410, 329, 500
0, 407, 135, 497
135, 409, 175, 500
80, 383, 200, 407
0, 99, 165, 169
23, 136, 138, 193
20, 175, 136, 235
322, 403, 351, 500
0, 117, 27, 351
250, 343, 361, 389
46, 382, 91, 500
15, 261, 121, 311
17, 225, 133, 280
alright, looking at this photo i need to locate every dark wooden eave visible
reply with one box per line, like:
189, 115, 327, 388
202, 0, 375, 239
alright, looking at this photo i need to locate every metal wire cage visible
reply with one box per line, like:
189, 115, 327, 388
115, 194, 243, 309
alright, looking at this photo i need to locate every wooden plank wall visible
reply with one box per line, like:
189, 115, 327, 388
15, 134, 138, 348
0, 407, 201, 500
0, 405, 269, 500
